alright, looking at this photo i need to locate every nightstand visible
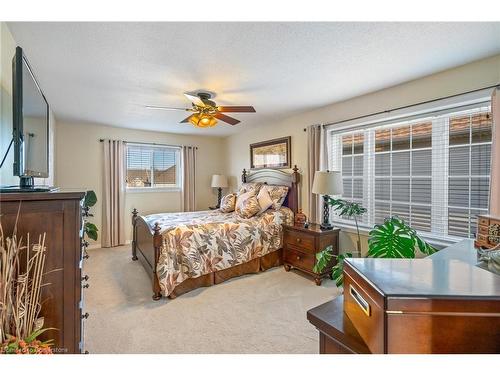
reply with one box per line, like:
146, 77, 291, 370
283, 223, 339, 285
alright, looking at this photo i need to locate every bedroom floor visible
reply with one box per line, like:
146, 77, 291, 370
83, 245, 341, 354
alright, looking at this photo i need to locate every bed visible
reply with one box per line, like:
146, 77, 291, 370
131, 166, 300, 300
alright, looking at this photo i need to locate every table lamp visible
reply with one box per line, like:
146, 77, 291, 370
211, 174, 228, 208
311, 170, 343, 230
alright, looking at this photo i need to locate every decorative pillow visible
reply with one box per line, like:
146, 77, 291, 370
235, 190, 254, 210
219, 193, 237, 213
235, 193, 261, 218
238, 182, 264, 196
256, 186, 274, 214
265, 185, 289, 209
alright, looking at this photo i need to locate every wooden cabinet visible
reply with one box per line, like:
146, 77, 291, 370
0, 191, 87, 354
475, 214, 500, 249
283, 224, 339, 285
308, 240, 500, 354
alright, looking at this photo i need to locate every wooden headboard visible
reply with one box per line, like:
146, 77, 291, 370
241, 165, 300, 214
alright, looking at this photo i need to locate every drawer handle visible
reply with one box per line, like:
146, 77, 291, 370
296, 238, 302, 243
296, 255, 301, 260
349, 285, 371, 316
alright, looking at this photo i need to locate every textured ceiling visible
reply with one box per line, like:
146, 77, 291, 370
7, 22, 500, 136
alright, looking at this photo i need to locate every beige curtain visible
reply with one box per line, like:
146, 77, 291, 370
181, 146, 197, 212
490, 88, 500, 216
307, 124, 326, 223
102, 140, 126, 248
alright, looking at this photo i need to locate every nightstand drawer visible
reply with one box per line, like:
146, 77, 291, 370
284, 247, 315, 270
284, 230, 315, 253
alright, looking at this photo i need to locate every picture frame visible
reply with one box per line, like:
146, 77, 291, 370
249, 136, 291, 169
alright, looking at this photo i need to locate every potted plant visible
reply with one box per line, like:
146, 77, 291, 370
327, 198, 366, 255
314, 216, 437, 287
82, 190, 98, 242
0, 224, 54, 354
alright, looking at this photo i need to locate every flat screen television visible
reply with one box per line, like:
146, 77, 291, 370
1, 46, 52, 192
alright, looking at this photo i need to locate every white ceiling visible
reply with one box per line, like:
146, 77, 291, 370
7, 22, 500, 136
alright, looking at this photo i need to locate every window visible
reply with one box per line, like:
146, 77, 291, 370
328, 102, 492, 241
125, 143, 181, 190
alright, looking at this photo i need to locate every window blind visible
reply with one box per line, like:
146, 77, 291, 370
328, 103, 492, 241
125, 143, 180, 188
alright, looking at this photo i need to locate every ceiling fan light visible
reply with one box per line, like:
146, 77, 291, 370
191, 113, 217, 128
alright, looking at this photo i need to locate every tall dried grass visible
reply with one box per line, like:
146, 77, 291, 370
0, 221, 48, 344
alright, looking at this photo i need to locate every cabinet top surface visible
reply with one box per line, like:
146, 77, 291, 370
0, 190, 86, 201
346, 240, 500, 298
284, 223, 340, 235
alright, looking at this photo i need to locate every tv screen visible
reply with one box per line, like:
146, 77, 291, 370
13, 46, 49, 180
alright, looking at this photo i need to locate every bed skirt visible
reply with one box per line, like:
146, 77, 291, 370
168, 248, 283, 299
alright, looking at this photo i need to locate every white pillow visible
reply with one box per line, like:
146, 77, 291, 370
256, 186, 274, 214
235, 190, 255, 211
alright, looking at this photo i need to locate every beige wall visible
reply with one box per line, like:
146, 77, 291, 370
0, 22, 56, 187
55, 120, 226, 245
224, 54, 500, 254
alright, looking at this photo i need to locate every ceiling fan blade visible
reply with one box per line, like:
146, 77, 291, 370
180, 114, 196, 123
184, 92, 207, 107
217, 106, 256, 113
214, 112, 240, 125
146, 105, 192, 111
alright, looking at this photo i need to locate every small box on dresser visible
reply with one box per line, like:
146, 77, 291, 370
282, 223, 339, 285
475, 214, 500, 249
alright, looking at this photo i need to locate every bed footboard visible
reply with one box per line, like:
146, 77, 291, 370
132, 208, 163, 300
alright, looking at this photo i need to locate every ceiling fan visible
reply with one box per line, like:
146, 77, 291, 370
146, 92, 256, 128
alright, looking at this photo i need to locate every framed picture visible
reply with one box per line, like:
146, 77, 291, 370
250, 136, 291, 169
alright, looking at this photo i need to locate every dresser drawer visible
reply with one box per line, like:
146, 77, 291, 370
284, 230, 315, 253
284, 246, 315, 271
343, 262, 385, 353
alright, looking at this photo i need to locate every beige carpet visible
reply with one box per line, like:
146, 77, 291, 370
83, 245, 341, 354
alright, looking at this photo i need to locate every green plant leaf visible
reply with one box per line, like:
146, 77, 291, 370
25, 328, 55, 343
84, 222, 99, 241
368, 216, 437, 259
313, 245, 333, 273
84, 190, 97, 208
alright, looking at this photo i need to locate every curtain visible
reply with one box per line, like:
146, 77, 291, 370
307, 124, 326, 223
181, 146, 197, 212
102, 140, 126, 248
490, 88, 500, 216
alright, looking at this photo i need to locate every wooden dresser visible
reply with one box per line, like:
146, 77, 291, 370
0, 191, 88, 354
307, 240, 500, 354
283, 224, 339, 285
475, 214, 500, 249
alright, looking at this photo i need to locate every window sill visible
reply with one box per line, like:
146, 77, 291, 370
333, 221, 462, 250
126, 187, 181, 193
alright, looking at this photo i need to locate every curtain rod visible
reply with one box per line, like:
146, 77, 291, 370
99, 139, 198, 149
303, 83, 499, 132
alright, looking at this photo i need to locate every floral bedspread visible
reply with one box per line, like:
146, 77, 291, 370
144, 208, 294, 296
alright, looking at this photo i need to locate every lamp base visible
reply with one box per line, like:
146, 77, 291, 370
319, 223, 333, 230
320, 195, 333, 231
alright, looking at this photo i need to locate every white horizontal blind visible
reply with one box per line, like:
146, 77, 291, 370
125, 143, 181, 189
328, 103, 492, 240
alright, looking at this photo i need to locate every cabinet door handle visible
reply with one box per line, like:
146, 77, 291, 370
296, 238, 301, 243
82, 283, 90, 289
81, 312, 89, 319
349, 285, 371, 316
296, 255, 301, 260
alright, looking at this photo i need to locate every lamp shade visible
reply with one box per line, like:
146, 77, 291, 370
211, 174, 228, 188
311, 171, 343, 196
